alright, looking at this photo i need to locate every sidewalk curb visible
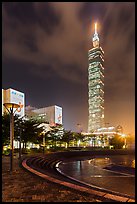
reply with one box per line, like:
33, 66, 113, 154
22, 159, 135, 202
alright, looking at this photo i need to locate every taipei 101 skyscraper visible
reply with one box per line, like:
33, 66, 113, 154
88, 23, 104, 132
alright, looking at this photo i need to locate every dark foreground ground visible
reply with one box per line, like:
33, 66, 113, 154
2, 155, 102, 202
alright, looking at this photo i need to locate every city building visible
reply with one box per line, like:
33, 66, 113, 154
25, 105, 63, 149
2, 88, 25, 117
88, 23, 104, 132
25, 105, 63, 126
82, 125, 125, 147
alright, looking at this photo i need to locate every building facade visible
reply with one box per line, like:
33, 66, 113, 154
2, 88, 25, 117
25, 105, 63, 126
88, 23, 104, 132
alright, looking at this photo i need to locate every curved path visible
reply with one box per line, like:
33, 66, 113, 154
22, 150, 135, 202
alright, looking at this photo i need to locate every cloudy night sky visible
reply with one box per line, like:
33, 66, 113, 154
2, 2, 135, 135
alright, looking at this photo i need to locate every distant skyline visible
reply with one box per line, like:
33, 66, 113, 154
2, 2, 135, 135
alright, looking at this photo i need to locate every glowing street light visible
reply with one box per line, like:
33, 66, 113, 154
3, 103, 20, 173
121, 133, 127, 148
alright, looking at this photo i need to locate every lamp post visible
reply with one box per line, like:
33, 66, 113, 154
19, 127, 22, 160
38, 123, 51, 154
77, 123, 81, 133
43, 133, 45, 154
123, 135, 127, 148
18, 115, 26, 161
121, 133, 127, 149
3, 103, 20, 173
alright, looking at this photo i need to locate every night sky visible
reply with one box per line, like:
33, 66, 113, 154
2, 2, 135, 135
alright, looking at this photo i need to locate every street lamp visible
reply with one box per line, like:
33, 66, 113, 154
38, 123, 51, 154
19, 127, 22, 161
121, 133, 127, 148
3, 102, 20, 173
18, 115, 26, 161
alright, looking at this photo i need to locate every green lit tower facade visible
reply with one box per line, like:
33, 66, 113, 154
88, 23, 104, 132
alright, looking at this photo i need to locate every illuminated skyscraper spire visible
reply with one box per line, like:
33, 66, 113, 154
93, 22, 99, 47
88, 22, 104, 132
95, 22, 97, 34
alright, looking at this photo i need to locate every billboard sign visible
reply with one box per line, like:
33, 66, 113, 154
55, 106, 62, 125
9, 88, 25, 117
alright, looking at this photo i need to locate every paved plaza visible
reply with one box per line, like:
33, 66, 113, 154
2, 155, 101, 202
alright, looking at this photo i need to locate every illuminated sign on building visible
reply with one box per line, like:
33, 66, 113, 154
55, 106, 62, 125
2, 88, 25, 117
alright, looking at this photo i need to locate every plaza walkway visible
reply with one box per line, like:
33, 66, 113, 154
2, 155, 101, 202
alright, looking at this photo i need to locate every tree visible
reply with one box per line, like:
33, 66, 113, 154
85, 134, 96, 147
62, 130, 73, 148
17, 118, 44, 149
126, 134, 135, 144
109, 134, 124, 149
2, 113, 20, 152
49, 125, 63, 148
73, 132, 85, 147
2, 113, 10, 152
2, 113, 44, 152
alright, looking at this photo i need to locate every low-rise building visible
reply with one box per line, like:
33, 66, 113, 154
25, 105, 63, 126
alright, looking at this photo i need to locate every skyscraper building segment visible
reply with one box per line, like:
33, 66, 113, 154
88, 23, 105, 132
